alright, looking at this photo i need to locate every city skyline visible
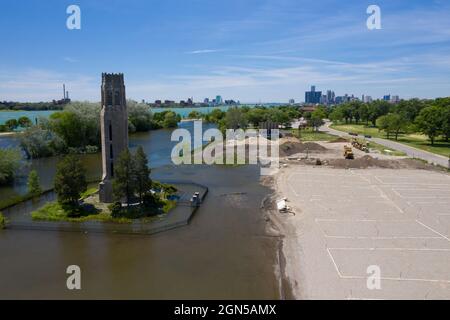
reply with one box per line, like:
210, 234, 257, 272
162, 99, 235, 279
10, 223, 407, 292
1, 0, 450, 102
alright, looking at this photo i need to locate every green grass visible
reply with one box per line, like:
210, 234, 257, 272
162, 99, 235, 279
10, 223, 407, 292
31, 202, 132, 223
162, 200, 177, 213
292, 128, 336, 141
365, 140, 406, 156
80, 187, 98, 199
331, 123, 450, 158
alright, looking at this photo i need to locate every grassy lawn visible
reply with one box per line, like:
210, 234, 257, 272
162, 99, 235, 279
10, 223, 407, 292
366, 141, 406, 156
31, 186, 177, 224
331, 123, 450, 158
31, 202, 132, 223
292, 128, 337, 141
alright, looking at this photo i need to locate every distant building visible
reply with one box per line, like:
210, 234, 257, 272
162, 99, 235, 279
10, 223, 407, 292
391, 95, 400, 104
289, 99, 295, 105
326, 90, 335, 104
383, 95, 391, 101
215, 95, 223, 105
53, 84, 71, 105
204, 98, 209, 104
305, 85, 322, 104
362, 95, 373, 103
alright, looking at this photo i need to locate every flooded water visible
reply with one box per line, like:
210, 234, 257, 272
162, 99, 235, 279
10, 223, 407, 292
0, 122, 280, 299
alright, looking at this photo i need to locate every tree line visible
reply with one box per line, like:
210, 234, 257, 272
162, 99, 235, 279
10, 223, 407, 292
18, 101, 181, 159
329, 98, 450, 144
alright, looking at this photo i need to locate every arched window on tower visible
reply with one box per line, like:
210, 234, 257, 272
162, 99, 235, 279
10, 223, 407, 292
110, 144, 113, 159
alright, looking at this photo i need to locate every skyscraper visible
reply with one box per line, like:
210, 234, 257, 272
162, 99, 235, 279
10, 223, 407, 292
305, 85, 322, 104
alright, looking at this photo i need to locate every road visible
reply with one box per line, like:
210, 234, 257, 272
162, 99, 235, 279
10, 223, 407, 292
322, 122, 450, 168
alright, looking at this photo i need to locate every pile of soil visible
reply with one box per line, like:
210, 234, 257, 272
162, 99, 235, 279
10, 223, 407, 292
279, 141, 328, 157
329, 137, 348, 143
326, 155, 442, 170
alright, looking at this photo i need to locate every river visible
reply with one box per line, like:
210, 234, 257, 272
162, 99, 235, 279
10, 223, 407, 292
0, 122, 281, 299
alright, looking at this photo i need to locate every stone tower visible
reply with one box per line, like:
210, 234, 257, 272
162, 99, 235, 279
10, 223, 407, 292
99, 73, 128, 203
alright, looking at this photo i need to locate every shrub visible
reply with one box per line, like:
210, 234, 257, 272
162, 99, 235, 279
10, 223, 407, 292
0, 148, 21, 185
27, 170, 42, 196
0, 212, 6, 229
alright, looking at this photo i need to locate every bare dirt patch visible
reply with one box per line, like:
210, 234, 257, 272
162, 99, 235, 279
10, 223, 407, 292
321, 155, 442, 170
280, 141, 328, 157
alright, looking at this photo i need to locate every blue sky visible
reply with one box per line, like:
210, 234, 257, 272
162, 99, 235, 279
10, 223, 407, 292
1, 0, 450, 102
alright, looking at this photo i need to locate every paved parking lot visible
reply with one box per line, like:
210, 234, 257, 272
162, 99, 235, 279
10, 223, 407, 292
276, 166, 450, 299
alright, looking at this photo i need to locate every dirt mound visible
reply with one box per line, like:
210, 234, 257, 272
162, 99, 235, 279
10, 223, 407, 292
326, 155, 443, 170
329, 137, 348, 143
280, 141, 328, 157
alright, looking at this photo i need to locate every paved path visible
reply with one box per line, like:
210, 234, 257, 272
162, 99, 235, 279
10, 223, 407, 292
322, 122, 449, 168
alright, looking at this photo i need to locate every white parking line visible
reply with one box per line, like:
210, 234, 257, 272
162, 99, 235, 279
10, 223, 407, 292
326, 248, 450, 284
415, 220, 450, 242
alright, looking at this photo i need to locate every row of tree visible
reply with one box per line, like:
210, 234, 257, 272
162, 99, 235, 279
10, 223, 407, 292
187, 106, 302, 131
0, 116, 33, 132
18, 101, 181, 159
329, 98, 450, 144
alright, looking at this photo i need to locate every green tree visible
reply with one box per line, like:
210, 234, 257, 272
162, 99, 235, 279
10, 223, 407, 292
225, 107, 248, 129
329, 107, 344, 123
134, 146, 152, 204
162, 111, 179, 128
245, 108, 268, 127
54, 155, 87, 206
5, 119, 18, 131
113, 149, 136, 207
368, 101, 391, 126
20, 126, 66, 159
49, 102, 101, 149
128, 100, 156, 132
27, 170, 42, 196
0, 148, 21, 185
205, 109, 225, 123
187, 110, 203, 119
439, 104, 450, 142
310, 108, 327, 131
376, 113, 408, 140
415, 105, 443, 145
18, 116, 32, 128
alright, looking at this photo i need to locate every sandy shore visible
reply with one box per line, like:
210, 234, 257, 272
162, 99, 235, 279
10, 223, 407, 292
0, 132, 19, 137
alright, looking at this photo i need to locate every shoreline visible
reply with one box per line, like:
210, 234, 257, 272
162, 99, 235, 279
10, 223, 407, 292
0, 132, 19, 137
261, 175, 302, 300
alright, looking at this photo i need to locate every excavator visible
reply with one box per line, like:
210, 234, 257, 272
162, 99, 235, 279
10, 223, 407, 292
343, 145, 354, 159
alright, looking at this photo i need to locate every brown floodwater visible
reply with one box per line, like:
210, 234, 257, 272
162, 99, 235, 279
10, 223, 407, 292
0, 123, 281, 299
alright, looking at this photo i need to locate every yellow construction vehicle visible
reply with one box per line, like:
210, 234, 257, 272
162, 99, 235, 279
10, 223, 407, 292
343, 145, 354, 159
